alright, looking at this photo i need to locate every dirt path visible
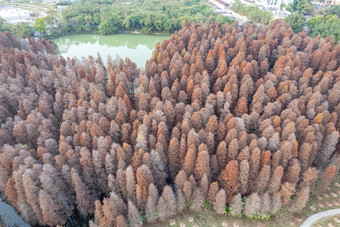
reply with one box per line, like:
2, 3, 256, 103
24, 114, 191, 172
300, 208, 340, 227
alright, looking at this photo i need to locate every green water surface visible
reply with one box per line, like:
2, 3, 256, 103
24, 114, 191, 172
53, 33, 169, 68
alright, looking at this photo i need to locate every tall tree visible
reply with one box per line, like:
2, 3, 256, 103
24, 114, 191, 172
71, 168, 95, 215
39, 190, 68, 226
128, 201, 142, 227
213, 189, 226, 214
218, 160, 239, 202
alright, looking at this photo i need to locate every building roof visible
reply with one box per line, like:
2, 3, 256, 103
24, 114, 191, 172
212, 0, 229, 6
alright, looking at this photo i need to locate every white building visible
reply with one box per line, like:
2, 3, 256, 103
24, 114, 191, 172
323, 0, 338, 7
282, 0, 294, 5
42, 0, 57, 4
255, 0, 282, 10
0, 6, 39, 25
209, 0, 229, 10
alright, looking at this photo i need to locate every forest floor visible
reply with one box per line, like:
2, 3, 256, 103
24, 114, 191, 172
145, 174, 340, 227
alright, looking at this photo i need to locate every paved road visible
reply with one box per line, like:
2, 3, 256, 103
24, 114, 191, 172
300, 208, 340, 227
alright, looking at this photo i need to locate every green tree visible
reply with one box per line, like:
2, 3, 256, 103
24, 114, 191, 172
75, 15, 86, 32
0, 18, 8, 31
0, 19, 33, 37
325, 5, 340, 17
307, 15, 340, 42
231, 2, 272, 24
123, 14, 142, 31
85, 15, 94, 31
286, 5, 293, 12
285, 13, 306, 33
39, 0, 235, 36
15, 23, 34, 37
93, 13, 101, 25
292, 0, 314, 15
98, 17, 118, 35
164, 18, 179, 33
34, 17, 46, 33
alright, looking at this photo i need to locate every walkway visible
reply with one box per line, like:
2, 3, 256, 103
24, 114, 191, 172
300, 209, 340, 227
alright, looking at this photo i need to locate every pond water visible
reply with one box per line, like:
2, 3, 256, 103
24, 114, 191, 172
0, 197, 29, 227
53, 33, 169, 68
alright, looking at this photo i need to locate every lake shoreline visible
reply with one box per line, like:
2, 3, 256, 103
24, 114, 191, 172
46, 29, 170, 40
53, 33, 169, 68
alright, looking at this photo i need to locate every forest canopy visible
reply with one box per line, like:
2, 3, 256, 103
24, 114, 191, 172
0, 18, 33, 38
0, 19, 339, 226
307, 15, 340, 42
61, 0, 233, 34
230, 1, 273, 24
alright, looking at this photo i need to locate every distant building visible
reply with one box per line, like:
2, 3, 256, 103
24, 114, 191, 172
282, 0, 294, 5
209, 0, 230, 10
313, 0, 339, 8
0, 6, 39, 25
42, 0, 57, 4
256, 0, 282, 10
59, 0, 79, 3
323, 0, 336, 6
57, 5, 67, 10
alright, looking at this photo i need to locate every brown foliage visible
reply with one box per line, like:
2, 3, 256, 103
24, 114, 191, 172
213, 189, 226, 214
183, 144, 197, 176
235, 97, 248, 117
218, 160, 240, 202
1, 19, 340, 226
136, 165, 154, 209
318, 165, 336, 193
194, 149, 210, 180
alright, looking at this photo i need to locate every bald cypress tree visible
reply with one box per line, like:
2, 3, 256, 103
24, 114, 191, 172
71, 168, 95, 216
207, 181, 219, 203
168, 137, 180, 178
218, 160, 239, 202
217, 141, 227, 169
39, 190, 68, 226
183, 144, 197, 176
227, 138, 239, 162
1, 19, 340, 227
244, 193, 261, 217
159, 185, 177, 219
194, 149, 210, 181
150, 150, 167, 190
126, 166, 136, 203
22, 169, 44, 225
183, 180, 192, 206
191, 188, 204, 212
145, 184, 158, 222
279, 182, 296, 207
213, 189, 226, 214
230, 193, 243, 216
291, 186, 310, 212
240, 160, 250, 194
253, 164, 270, 194
136, 165, 154, 210
116, 215, 128, 227
128, 201, 142, 227
318, 165, 336, 193
268, 166, 283, 195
